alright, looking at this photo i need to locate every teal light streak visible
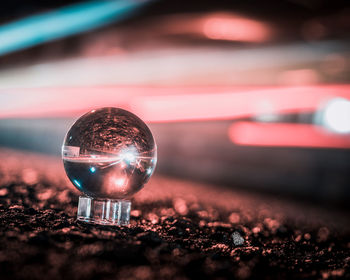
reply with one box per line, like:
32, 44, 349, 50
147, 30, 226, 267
73, 179, 81, 188
0, 0, 147, 56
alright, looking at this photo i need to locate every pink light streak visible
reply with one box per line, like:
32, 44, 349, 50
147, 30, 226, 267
133, 85, 350, 122
229, 122, 350, 149
1, 85, 350, 122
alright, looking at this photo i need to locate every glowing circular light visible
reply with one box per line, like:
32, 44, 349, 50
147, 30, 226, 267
319, 98, 350, 134
120, 149, 137, 164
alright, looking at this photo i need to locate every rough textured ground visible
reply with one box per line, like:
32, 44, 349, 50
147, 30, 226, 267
0, 148, 349, 280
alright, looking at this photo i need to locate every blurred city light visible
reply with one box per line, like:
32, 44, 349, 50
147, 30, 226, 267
202, 13, 271, 42
318, 98, 350, 134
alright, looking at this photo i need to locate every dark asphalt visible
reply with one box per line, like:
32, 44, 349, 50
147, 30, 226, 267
0, 148, 349, 279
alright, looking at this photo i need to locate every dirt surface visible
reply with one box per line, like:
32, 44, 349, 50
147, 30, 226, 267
0, 148, 349, 280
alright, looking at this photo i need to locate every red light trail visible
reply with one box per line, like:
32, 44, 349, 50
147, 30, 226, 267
1, 85, 349, 122
229, 122, 350, 149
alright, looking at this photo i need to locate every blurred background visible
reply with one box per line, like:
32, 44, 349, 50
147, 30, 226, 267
0, 0, 350, 206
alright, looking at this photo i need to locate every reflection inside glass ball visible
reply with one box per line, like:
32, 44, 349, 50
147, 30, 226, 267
62, 107, 157, 199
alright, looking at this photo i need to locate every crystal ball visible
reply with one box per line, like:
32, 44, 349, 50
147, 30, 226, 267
62, 107, 157, 199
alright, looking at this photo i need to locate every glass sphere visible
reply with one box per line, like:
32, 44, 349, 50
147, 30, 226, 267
62, 107, 157, 199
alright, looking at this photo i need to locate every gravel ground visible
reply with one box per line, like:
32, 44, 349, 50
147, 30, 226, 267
0, 148, 349, 280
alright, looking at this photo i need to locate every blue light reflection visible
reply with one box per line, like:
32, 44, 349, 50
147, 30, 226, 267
73, 179, 81, 188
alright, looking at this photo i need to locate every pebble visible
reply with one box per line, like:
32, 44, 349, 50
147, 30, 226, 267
232, 231, 245, 246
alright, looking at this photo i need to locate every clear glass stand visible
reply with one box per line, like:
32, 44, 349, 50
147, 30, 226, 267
77, 196, 131, 226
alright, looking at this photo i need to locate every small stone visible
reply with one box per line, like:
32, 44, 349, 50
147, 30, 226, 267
229, 212, 240, 224
147, 213, 159, 224
22, 168, 38, 185
304, 233, 311, 240
0, 188, 8, 196
252, 226, 261, 234
130, 210, 141, 217
173, 198, 188, 215
232, 231, 244, 246
317, 227, 329, 242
